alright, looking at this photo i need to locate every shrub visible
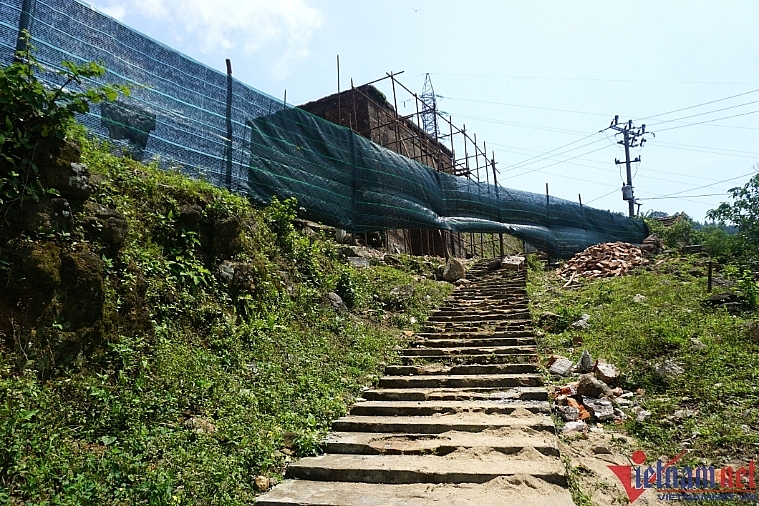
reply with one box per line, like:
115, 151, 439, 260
0, 32, 128, 207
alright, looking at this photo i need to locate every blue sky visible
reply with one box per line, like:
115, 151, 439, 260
87, 0, 759, 220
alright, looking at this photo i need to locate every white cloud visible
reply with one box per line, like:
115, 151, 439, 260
90, 0, 322, 77
96, 3, 126, 21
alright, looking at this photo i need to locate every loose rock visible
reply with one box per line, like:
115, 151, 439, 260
572, 315, 591, 330
561, 421, 587, 433
559, 241, 649, 280
576, 373, 613, 398
576, 350, 593, 373
595, 361, 620, 385
442, 257, 466, 282
183, 416, 216, 434
254, 475, 270, 492
688, 338, 707, 352
556, 405, 579, 422
592, 445, 613, 455
326, 292, 348, 313
630, 406, 651, 422
500, 255, 525, 270
632, 294, 647, 303
655, 360, 685, 381
23, 197, 74, 234
582, 396, 615, 421
548, 357, 574, 376
347, 257, 370, 268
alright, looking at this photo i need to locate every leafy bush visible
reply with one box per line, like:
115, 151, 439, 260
0, 32, 127, 207
707, 170, 759, 264
644, 213, 694, 248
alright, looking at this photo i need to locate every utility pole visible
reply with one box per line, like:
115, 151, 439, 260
609, 116, 652, 218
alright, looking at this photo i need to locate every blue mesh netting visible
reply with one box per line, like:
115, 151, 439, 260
0, 0, 648, 258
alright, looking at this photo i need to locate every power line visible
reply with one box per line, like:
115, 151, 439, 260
453, 113, 591, 136
640, 193, 730, 200
426, 72, 759, 86
647, 142, 759, 160
438, 96, 612, 117
502, 136, 609, 172
586, 188, 619, 204
653, 141, 759, 157
507, 144, 613, 179
652, 170, 757, 199
655, 110, 759, 132
635, 87, 759, 121
494, 144, 732, 187
488, 140, 736, 183
647, 99, 759, 127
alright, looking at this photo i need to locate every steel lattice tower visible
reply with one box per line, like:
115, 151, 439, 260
420, 73, 439, 140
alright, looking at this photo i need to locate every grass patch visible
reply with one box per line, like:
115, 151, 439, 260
529, 254, 759, 465
0, 136, 451, 504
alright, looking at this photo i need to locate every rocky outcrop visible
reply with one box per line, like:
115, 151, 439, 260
82, 202, 128, 246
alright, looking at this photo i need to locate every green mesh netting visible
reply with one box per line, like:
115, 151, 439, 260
243, 107, 648, 258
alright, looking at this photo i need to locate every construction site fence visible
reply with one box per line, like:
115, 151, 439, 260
0, 0, 649, 258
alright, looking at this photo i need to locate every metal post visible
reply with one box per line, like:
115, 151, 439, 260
15, 0, 36, 56
351, 79, 359, 134
336, 55, 341, 126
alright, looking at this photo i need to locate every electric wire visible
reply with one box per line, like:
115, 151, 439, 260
635, 87, 759, 121
647, 100, 759, 127
650, 170, 758, 199
640, 193, 730, 200
654, 110, 759, 132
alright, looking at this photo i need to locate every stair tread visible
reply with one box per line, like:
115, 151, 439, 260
256, 479, 575, 506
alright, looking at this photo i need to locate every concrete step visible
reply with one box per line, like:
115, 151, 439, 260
400, 345, 537, 357
400, 353, 536, 365
323, 430, 559, 456
256, 479, 576, 506
427, 312, 531, 322
424, 319, 533, 329
413, 330, 534, 339
361, 386, 549, 402
384, 363, 538, 376
411, 337, 535, 348
430, 304, 529, 317
378, 373, 542, 389
284, 453, 567, 486
349, 399, 551, 417
331, 414, 555, 434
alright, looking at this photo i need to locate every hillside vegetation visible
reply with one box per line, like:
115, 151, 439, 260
0, 133, 451, 504
529, 252, 759, 465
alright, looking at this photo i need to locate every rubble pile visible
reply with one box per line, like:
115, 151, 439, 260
559, 242, 649, 280
547, 351, 650, 432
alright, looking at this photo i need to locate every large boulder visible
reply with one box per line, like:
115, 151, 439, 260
58, 247, 105, 330
23, 197, 74, 234
213, 216, 243, 257
576, 373, 613, 398
217, 261, 259, 293
442, 258, 466, 282
178, 204, 203, 229
37, 140, 93, 199
82, 202, 128, 246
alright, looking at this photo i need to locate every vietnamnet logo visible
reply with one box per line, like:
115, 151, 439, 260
609, 450, 757, 502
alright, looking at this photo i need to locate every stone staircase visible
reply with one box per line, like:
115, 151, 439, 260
257, 261, 575, 505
